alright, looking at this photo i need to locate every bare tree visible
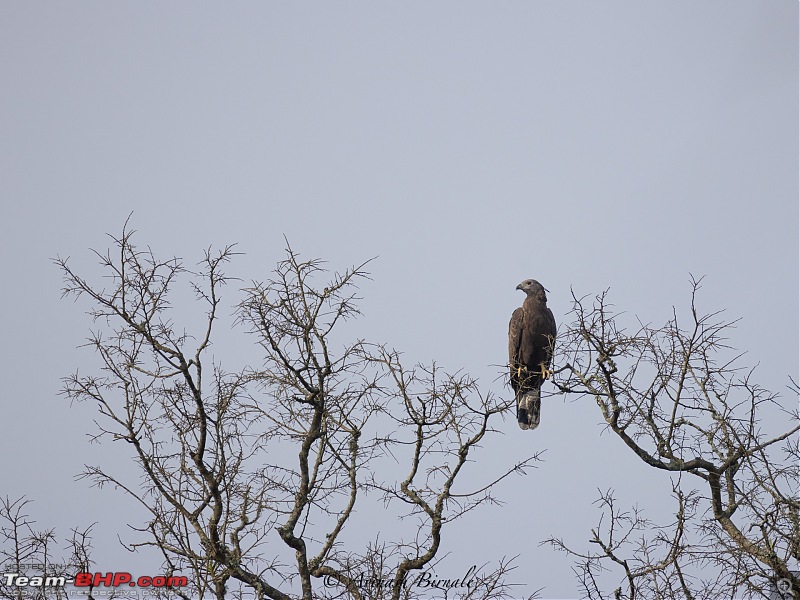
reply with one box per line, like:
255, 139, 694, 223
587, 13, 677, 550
0, 496, 96, 600
545, 277, 800, 599
55, 223, 538, 600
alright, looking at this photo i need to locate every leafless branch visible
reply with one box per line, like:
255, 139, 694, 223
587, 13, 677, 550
547, 277, 800, 598
56, 227, 532, 600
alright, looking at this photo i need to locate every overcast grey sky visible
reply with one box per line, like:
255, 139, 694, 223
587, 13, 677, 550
1, 3, 797, 598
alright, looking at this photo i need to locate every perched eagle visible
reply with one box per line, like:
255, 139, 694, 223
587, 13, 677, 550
509, 279, 557, 430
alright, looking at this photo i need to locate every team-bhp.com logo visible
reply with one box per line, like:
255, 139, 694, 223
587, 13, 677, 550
4, 572, 188, 589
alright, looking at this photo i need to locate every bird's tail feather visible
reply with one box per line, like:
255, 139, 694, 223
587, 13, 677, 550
517, 389, 541, 430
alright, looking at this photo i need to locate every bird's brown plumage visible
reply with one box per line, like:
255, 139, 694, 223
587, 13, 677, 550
509, 279, 557, 430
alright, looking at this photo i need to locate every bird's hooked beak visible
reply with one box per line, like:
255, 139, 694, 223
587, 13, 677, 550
515, 284, 522, 291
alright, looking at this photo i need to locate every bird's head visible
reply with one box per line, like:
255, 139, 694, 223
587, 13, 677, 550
516, 279, 548, 301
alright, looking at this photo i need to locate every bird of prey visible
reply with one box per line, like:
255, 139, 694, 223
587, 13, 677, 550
509, 279, 557, 430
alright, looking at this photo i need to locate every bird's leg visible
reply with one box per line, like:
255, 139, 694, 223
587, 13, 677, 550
539, 364, 553, 380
